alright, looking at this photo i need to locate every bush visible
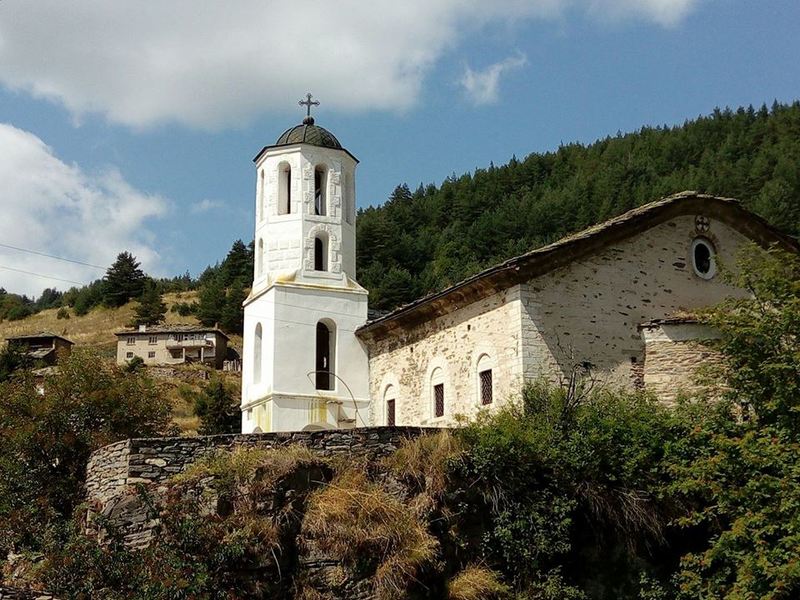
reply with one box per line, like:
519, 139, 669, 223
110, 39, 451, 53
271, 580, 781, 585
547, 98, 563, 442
0, 351, 174, 556
56, 306, 70, 319
191, 375, 241, 434
170, 301, 197, 316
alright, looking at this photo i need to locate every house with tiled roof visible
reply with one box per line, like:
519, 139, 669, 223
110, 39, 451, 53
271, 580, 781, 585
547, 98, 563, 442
114, 324, 229, 369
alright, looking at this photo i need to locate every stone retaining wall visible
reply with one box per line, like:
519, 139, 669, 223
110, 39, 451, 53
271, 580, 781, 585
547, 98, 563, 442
86, 427, 437, 507
0, 587, 58, 599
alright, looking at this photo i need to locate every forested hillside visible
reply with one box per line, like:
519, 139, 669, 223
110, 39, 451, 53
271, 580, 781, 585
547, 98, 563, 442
357, 101, 800, 309
4, 102, 799, 326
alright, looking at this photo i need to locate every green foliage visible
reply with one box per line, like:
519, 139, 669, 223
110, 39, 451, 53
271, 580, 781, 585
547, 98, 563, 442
358, 102, 800, 310
456, 382, 674, 598
192, 375, 241, 434
663, 247, 800, 599
0, 350, 173, 556
704, 245, 800, 431
65, 279, 104, 316
196, 239, 253, 334
132, 279, 167, 327
0, 343, 31, 383
170, 300, 198, 316
196, 272, 226, 327
102, 251, 146, 307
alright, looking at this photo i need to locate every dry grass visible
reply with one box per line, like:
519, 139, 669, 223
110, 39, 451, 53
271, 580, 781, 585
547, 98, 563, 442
302, 467, 439, 600
177, 445, 321, 497
0, 290, 246, 434
383, 431, 464, 499
0, 291, 201, 352
447, 566, 509, 600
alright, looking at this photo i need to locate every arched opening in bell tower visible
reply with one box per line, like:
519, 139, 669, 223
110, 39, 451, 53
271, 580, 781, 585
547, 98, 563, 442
253, 323, 263, 384
278, 162, 292, 215
314, 236, 327, 271
257, 238, 264, 277
315, 320, 335, 391
314, 165, 327, 216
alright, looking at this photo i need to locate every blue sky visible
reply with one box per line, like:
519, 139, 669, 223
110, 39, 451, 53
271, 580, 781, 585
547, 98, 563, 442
1, 0, 798, 296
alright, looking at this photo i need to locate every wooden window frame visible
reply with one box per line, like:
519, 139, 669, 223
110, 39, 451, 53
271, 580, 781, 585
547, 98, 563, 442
479, 368, 493, 405
434, 383, 444, 418
386, 399, 396, 426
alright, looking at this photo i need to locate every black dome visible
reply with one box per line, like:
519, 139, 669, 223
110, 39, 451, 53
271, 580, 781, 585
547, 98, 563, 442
275, 117, 342, 150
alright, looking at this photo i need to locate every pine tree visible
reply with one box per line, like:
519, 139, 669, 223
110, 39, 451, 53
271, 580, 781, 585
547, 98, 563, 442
219, 240, 253, 287
102, 252, 146, 307
132, 280, 167, 327
220, 279, 247, 334
197, 274, 225, 327
194, 376, 240, 434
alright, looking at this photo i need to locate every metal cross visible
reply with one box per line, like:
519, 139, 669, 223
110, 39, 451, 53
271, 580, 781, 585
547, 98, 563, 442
299, 93, 320, 117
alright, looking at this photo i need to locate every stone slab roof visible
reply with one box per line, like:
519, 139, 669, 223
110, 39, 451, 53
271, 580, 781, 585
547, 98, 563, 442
114, 324, 230, 340
357, 191, 799, 342
5, 331, 74, 344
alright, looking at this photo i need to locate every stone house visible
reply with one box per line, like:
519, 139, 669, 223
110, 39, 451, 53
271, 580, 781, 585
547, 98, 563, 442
115, 324, 229, 369
5, 331, 74, 365
240, 110, 799, 433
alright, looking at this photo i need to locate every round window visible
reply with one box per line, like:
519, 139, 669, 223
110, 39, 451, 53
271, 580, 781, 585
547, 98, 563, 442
691, 238, 716, 279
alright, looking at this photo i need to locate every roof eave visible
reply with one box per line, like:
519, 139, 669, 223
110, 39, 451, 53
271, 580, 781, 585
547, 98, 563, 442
356, 192, 799, 342
253, 143, 359, 165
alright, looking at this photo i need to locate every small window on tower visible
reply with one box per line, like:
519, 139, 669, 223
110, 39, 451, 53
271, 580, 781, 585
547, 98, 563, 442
314, 237, 327, 271
257, 238, 264, 277
278, 163, 291, 215
314, 166, 327, 216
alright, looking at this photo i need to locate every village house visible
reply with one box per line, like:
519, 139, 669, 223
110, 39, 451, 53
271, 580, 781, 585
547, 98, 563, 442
239, 106, 799, 433
114, 324, 229, 369
5, 331, 74, 366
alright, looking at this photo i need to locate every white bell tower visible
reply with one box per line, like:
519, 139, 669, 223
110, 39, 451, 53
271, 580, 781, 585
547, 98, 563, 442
241, 95, 370, 433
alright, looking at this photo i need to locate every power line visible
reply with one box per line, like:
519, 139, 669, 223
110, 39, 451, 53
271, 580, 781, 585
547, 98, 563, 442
0, 264, 87, 286
0, 242, 106, 270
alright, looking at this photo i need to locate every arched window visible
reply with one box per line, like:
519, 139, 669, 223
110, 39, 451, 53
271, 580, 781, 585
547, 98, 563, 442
431, 367, 444, 418
384, 384, 396, 426
314, 165, 327, 216
257, 238, 264, 278
253, 323, 262, 384
476, 354, 494, 405
314, 236, 327, 271
258, 170, 265, 221
316, 320, 335, 390
691, 237, 716, 279
278, 163, 291, 215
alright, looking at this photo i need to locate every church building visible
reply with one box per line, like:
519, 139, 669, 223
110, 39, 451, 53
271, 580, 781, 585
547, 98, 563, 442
241, 102, 798, 434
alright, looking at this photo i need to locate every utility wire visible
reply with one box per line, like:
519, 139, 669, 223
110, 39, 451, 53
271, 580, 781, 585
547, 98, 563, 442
0, 242, 106, 270
0, 264, 87, 286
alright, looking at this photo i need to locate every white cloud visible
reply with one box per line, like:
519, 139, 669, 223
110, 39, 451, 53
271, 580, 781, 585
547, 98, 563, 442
0, 124, 167, 296
588, 0, 698, 25
0, 1, 701, 129
461, 54, 528, 106
191, 199, 225, 215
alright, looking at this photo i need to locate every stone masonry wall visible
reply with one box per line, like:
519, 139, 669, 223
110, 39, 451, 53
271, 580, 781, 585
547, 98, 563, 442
0, 587, 58, 599
520, 215, 751, 391
365, 213, 756, 415
86, 427, 436, 508
366, 287, 524, 428
641, 322, 723, 405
